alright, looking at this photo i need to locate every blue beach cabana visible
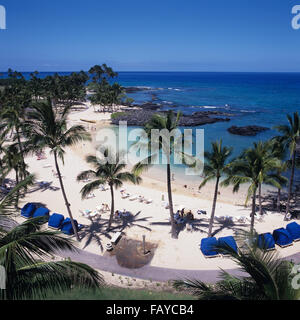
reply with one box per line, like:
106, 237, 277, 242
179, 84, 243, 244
61, 218, 79, 235
200, 237, 219, 258
21, 203, 37, 219
258, 232, 275, 251
218, 236, 238, 255
286, 222, 300, 242
48, 213, 65, 230
32, 207, 50, 219
273, 228, 293, 248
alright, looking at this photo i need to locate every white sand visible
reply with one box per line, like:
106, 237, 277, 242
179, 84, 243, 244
13, 104, 300, 273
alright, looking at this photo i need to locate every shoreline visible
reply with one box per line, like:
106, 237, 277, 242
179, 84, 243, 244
10, 102, 300, 281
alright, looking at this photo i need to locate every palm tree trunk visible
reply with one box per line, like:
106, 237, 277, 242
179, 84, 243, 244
107, 184, 114, 231
258, 183, 262, 216
15, 169, 19, 208
285, 150, 296, 220
277, 188, 281, 212
167, 162, 177, 239
250, 189, 257, 234
16, 127, 26, 179
208, 176, 220, 237
54, 151, 80, 241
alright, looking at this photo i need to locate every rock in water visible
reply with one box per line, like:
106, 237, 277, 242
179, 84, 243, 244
227, 125, 269, 136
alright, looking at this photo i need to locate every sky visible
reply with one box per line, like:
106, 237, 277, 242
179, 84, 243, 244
0, 0, 300, 72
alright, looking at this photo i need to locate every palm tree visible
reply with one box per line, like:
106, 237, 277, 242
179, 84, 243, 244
0, 175, 35, 218
0, 178, 103, 300
274, 112, 300, 219
26, 100, 91, 241
77, 149, 141, 231
222, 142, 282, 233
133, 110, 181, 239
1, 105, 28, 179
0, 218, 103, 300
173, 234, 299, 300
199, 140, 232, 237
270, 139, 289, 212
1, 144, 31, 207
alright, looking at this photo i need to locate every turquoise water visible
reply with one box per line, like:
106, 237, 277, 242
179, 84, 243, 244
115, 72, 300, 159
3, 71, 299, 179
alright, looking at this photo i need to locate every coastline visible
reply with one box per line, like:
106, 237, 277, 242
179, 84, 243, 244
9, 102, 299, 279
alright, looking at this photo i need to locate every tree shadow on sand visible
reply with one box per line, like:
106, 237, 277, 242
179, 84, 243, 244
259, 189, 300, 219
79, 211, 152, 252
116, 211, 152, 233
79, 216, 112, 251
211, 220, 250, 238
150, 215, 251, 238
150, 217, 210, 237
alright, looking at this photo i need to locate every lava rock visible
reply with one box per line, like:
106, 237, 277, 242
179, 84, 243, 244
227, 125, 269, 136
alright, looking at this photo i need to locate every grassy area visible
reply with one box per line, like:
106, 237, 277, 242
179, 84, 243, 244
111, 111, 127, 119
40, 286, 196, 300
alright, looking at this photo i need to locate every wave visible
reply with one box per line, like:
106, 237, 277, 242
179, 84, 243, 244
191, 105, 217, 109
240, 109, 256, 113
167, 87, 181, 91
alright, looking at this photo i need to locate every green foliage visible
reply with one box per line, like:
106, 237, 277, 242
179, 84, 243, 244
199, 140, 233, 189
0, 216, 103, 300
111, 111, 127, 119
88, 64, 125, 107
174, 233, 300, 300
34, 286, 195, 300
77, 148, 141, 230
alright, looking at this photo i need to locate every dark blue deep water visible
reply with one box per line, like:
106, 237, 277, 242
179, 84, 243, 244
2, 71, 300, 161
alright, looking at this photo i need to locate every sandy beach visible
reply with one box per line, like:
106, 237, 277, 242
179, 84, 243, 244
13, 103, 300, 276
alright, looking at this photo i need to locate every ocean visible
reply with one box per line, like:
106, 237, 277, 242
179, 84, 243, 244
115, 72, 300, 159
2, 71, 300, 181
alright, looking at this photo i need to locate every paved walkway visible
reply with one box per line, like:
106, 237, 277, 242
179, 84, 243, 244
56, 248, 300, 284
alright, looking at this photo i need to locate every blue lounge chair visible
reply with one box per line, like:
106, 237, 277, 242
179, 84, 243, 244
258, 233, 275, 251
21, 203, 37, 219
273, 228, 293, 248
286, 222, 300, 242
48, 213, 65, 230
218, 236, 238, 255
61, 218, 79, 235
200, 237, 219, 258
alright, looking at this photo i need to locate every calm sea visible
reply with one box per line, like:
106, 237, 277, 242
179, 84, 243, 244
2, 71, 300, 180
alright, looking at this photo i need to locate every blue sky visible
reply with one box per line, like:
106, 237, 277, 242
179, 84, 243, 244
0, 0, 300, 72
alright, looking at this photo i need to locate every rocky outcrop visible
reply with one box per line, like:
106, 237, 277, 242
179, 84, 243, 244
124, 87, 155, 93
111, 109, 231, 127
227, 125, 269, 136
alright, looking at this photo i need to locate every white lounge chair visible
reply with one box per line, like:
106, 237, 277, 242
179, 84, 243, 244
144, 199, 153, 204
111, 232, 122, 245
138, 196, 145, 202
129, 195, 138, 201
80, 209, 91, 218
89, 211, 98, 218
